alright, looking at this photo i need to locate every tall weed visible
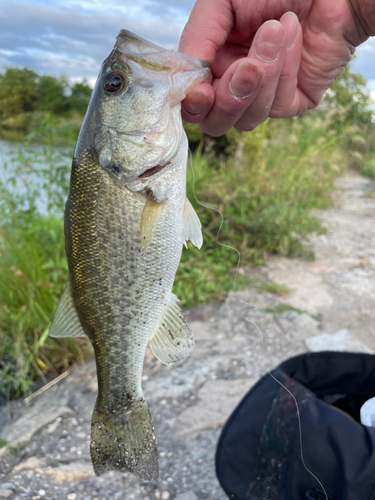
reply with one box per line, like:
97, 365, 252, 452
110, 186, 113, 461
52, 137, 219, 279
0, 145, 91, 399
174, 114, 344, 306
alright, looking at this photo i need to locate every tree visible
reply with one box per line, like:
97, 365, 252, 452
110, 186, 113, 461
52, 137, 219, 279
66, 80, 92, 115
0, 67, 39, 121
38, 75, 69, 115
319, 62, 375, 173
320, 62, 373, 132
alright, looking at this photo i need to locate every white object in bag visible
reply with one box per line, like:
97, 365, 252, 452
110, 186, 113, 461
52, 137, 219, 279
360, 396, 375, 427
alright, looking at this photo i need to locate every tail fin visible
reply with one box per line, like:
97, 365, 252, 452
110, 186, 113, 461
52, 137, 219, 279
90, 398, 158, 480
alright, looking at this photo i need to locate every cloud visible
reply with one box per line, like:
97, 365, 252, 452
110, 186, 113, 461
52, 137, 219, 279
0, 0, 190, 81
352, 38, 375, 80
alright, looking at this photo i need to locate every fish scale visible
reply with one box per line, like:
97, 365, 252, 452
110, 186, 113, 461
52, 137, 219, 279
49, 29, 210, 480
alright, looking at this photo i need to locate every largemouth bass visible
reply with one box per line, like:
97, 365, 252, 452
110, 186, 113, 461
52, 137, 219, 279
48, 30, 210, 480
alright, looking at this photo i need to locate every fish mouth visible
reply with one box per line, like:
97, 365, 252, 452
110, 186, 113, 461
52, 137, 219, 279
138, 162, 171, 179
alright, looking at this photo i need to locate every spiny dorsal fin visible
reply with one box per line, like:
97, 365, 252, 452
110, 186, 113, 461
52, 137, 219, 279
49, 283, 87, 338
149, 293, 194, 365
140, 196, 166, 251
182, 197, 203, 249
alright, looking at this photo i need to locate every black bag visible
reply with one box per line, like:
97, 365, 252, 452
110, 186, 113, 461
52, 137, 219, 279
216, 352, 375, 500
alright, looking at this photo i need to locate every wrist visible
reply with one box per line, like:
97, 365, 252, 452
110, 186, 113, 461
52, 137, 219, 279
347, 0, 375, 43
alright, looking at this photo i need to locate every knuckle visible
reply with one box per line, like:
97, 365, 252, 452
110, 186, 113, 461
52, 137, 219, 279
215, 95, 246, 119
234, 121, 258, 132
269, 105, 288, 118
199, 121, 225, 137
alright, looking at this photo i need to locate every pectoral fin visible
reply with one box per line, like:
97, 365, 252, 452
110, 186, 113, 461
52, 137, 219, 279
140, 196, 166, 250
182, 197, 203, 249
49, 283, 87, 338
149, 294, 194, 364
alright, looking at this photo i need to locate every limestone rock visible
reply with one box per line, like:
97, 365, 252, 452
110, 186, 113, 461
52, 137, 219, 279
305, 329, 373, 354
144, 356, 227, 399
43, 462, 94, 484
0, 485, 15, 492
175, 492, 197, 500
267, 257, 333, 315
189, 321, 215, 341
11, 456, 42, 475
0, 447, 9, 462
175, 378, 256, 435
0, 490, 13, 499
0, 392, 74, 448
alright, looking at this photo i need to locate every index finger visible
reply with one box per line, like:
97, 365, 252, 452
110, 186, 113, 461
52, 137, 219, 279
178, 0, 234, 63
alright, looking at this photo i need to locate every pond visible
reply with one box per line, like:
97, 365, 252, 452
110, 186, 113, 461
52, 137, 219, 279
0, 139, 72, 218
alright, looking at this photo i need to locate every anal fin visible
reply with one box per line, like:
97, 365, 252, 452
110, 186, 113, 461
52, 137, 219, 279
149, 294, 194, 365
49, 283, 87, 338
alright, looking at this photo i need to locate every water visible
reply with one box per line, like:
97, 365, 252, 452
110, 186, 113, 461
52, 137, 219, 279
0, 139, 72, 218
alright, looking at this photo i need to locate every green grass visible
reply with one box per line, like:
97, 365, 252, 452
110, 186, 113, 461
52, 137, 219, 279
264, 304, 305, 314
0, 215, 91, 397
0, 146, 92, 399
256, 283, 290, 296
0, 129, 25, 142
174, 114, 344, 306
360, 159, 375, 179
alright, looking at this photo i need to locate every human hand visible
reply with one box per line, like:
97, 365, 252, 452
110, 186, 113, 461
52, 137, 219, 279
179, 0, 375, 136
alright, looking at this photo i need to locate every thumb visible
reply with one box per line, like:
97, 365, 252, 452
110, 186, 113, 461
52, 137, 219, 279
178, 0, 234, 63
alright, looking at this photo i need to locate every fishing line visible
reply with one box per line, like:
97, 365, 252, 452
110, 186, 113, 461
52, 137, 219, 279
188, 147, 328, 500
187, 149, 241, 288
242, 301, 329, 500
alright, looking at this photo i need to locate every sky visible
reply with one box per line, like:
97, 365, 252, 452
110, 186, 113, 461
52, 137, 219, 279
0, 0, 375, 98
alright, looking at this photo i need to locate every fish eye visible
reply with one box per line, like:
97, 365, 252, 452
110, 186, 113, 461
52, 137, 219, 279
103, 72, 125, 94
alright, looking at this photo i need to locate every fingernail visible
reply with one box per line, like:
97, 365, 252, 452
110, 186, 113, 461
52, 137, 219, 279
229, 62, 263, 99
281, 12, 298, 49
184, 92, 210, 115
254, 20, 285, 62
